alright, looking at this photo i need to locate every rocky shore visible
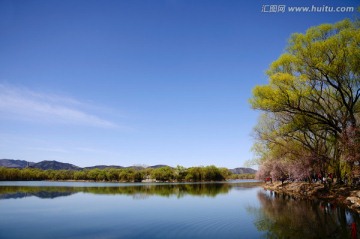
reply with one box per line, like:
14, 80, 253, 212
263, 181, 360, 213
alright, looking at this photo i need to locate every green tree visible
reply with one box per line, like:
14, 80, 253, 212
250, 18, 360, 182
74, 170, 86, 180
118, 168, 143, 182
105, 168, 119, 181
174, 165, 188, 181
203, 165, 224, 181
87, 169, 101, 181
219, 167, 232, 179
151, 167, 174, 182
185, 167, 203, 181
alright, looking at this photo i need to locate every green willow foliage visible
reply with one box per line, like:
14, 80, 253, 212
0, 166, 255, 182
250, 17, 360, 182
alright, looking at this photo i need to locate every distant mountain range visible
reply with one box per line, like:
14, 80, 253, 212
0, 159, 33, 168
0, 159, 256, 174
229, 168, 257, 174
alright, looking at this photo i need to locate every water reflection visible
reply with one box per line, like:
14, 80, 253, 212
1, 182, 359, 239
0, 182, 262, 239
0, 182, 260, 200
249, 190, 360, 239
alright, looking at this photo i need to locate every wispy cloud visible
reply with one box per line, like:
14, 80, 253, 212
26, 146, 70, 153
0, 83, 119, 128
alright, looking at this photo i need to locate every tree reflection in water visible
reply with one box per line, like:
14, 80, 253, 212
248, 190, 360, 239
0, 183, 233, 200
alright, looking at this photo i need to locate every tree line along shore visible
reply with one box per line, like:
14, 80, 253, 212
0, 165, 255, 182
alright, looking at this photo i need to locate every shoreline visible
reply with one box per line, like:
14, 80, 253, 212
263, 181, 360, 213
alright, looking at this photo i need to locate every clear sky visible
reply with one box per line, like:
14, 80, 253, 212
0, 0, 358, 168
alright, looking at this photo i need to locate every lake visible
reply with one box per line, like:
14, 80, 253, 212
0, 181, 358, 239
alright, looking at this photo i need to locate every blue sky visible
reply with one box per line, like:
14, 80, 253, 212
0, 0, 358, 168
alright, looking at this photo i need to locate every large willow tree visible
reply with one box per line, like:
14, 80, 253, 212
250, 18, 360, 182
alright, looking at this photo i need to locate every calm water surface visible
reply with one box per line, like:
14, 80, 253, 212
0, 181, 359, 239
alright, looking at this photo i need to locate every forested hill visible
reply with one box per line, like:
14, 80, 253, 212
0, 159, 255, 174
33, 161, 80, 170
230, 168, 257, 174
0, 159, 33, 168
